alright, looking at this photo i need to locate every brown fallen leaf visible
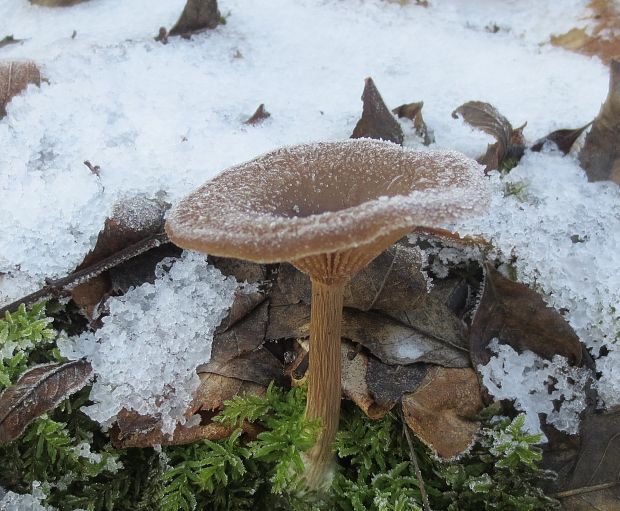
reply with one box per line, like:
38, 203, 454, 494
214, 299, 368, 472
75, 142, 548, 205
244, 104, 271, 125
0, 61, 41, 119
169, 0, 221, 38
71, 195, 169, 317
351, 77, 404, 145
551, 1, 620, 64
267, 303, 470, 367
340, 341, 394, 419
0, 360, 93, 444
470, 264, 583, 368
579, 60, 620, 184
366, 356, 428, 407
0, 36, 23, 49
531, 122, 593, 154
401, 367, 484, 459
208, 300, 269, 365
192, 373, 265, 413
272, 243, 428, 313
208, 255, 267, 283
452, 101, 525, 172
392, 101, 434, 145
110, 408, 261, 448
198, 346, 284, 387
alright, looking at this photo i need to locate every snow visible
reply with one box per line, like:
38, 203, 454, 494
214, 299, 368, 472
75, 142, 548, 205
0, 482, 51, 511
58, 251, 238, 434
479, 339, 590, 439
0, 0, 618, 427
456, 151, 620, 406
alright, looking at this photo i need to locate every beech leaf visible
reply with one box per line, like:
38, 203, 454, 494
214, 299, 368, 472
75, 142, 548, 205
392, 101, 434, 145
452, 100, 525, 171
351, 77, 404, 145
0, 61, 41, 119
470, 264, 583, 368
401, 367, 483, 459
531, 122, 592, 154
169, 0, 221, 38
579, 59, 620, 184
0, 360, 93, 444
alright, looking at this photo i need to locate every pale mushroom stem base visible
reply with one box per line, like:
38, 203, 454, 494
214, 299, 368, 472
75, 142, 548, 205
303, 278, 346, 490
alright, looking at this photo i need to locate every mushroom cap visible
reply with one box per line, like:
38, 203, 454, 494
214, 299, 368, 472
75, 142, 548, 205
166, 139, 489, 263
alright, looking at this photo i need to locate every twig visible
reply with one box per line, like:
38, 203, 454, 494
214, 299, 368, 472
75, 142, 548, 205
83, 160, 101, 177
0, 232, 170, 316
552, 482, 620, 499
403, 417, 432, 511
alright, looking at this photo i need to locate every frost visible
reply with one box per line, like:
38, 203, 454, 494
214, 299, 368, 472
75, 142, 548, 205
58, 251, 238, 435
479, 339, 590, 440
0, 482, 52, 511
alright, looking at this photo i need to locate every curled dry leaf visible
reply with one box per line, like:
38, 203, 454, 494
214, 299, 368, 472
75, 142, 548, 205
392, 101, 434, 145
401, 367, 484, 459
198, 347, 284, 387
366, 356, 428, 407
0, 360, 93, 444
531, 122, 593, 154
244, 103, 271, 125
579, 60, 620, 185
208, 255, 267, 283
351, 77, 404, 144
0, 61, 41, 119
169, 0, 221, 38
452, 100, 525, 172
470, 264, 583, 368
192, 373, 265, 413
272, 243, 428, 313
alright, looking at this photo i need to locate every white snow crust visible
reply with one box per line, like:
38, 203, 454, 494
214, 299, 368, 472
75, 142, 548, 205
479, 339, 590, 439
58, 251, 238, 434
0, 482, 51, 511
1, 0, 618, 420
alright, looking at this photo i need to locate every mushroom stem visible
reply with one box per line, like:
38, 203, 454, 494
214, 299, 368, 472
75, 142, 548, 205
304, 277, 346, 489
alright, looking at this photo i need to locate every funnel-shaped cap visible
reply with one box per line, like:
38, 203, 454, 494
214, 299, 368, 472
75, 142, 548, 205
166, 139, 489, 264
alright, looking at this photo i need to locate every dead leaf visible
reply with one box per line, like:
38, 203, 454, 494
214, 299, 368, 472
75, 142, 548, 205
452, 101, 525, 172
551, 1, 620, 64
217, 289, 267, 332
207, 300, 269, 365
401, 367, 484, 459
531, 123, 593, 154
392, 101, 434, 145
0, 360, 93, 444
470, 264, 583, 368
208, 255, 267, 283
198, 348, 284, 386
340, 341, 393, 419
71, 195, 169, 317
0, 61, 41, 119
244, 104, 271, 125
0, 36, 23, 49
192, 373, 265, 413
272, 244, 428, 313
267, 303, 470, 367
169, 0, 221, 38
351, 77, 404, 145
110, 408, 260, 448
366, 357, 428, 407
579, 60, 620, 184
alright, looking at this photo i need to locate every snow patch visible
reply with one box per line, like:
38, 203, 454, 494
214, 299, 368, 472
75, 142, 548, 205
58, 251, 238, 434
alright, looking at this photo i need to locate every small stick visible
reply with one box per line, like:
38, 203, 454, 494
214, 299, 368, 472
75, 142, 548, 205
403, 418, 432, 511
0, 232, 169, 316
552, 481, 619, 499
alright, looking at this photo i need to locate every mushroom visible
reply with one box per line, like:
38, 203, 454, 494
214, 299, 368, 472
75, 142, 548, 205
165, 139, 489, 489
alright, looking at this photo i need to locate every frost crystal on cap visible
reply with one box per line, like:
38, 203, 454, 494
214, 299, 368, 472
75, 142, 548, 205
166, 139, 490, 263
58, 251, 238, 435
